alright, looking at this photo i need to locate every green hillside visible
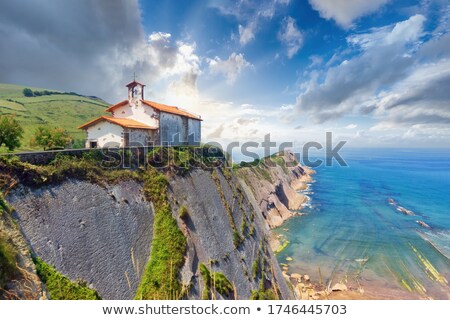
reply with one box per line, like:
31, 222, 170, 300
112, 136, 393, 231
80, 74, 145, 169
0, 83, 109, 152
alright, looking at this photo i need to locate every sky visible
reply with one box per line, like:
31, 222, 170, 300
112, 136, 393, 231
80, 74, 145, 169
0, 0, 449, 150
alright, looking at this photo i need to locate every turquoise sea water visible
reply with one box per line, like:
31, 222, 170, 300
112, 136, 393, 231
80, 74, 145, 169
276, 148, 450, 299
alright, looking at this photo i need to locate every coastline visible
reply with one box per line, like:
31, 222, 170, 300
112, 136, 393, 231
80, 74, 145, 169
237, 150, 450, 300
268, 165, 422, 301
235, 151, 315, 252
268, 158, 449, 301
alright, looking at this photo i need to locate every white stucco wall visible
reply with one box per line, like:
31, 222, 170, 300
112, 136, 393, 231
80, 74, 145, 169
85, 121, 123, 148
111, 101, 159, 128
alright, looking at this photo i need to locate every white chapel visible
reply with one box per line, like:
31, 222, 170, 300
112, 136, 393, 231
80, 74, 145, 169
79, 80, 202, 148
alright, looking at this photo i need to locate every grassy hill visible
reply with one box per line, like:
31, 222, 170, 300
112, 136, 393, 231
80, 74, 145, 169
0, 83, 109, 152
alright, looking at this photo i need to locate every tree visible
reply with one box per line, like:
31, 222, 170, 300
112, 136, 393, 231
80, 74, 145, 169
22, 88, 34, 97
0, 115, 24, 151
34, 126, 72, 150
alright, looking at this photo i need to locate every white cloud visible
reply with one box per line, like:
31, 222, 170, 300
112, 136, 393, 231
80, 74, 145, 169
280, 104, 294, 111
208, 53, 252, 84
308, 0, 391, 28
278, 17, 303, 58
147, 32, 201, 78
212, 0, 290, 46
308, 55, 323, 68
292, 13, 450, 146
295, 14, 427, 123
239, 22, 257, 45
0, 0, 203, 103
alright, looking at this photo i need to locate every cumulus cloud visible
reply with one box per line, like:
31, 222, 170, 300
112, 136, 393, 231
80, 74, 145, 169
308, 55, 323, 68
238, 22, 257, 45
0, 0, 201, 102
212, 0, 290, 46
309, 0, 391, 28
278, 17, 304, 58
208, 53, 252, 84
293, 12, 450, 146
295, 14, 427, 123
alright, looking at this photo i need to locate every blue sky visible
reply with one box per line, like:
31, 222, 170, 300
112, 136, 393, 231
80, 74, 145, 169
137, 0, 450, 148
0, 0, 449, 148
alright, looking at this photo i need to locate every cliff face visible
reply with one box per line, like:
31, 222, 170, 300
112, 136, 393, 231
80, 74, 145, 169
236, 152, 314, 229
0, 153, 299, 300
8, 180, 153, 300
168, 168, 292, 299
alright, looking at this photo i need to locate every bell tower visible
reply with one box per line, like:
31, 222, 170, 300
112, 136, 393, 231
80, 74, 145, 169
126, 77, 145, 105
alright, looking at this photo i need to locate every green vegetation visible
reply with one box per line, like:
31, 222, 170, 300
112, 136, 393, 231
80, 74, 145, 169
234, 152, 299, 182
33, 257, 101, 300
0, 83, 108, 152
211, 170, 243, 248
147, 145, 227, 173
274, 239, 290, 255
250, 273, 277, 300
31, 126, 72, 150
22, 88, 33, 97
252, 250, 261, 280
0, 115, 24, 151
135, 167, 187, 300
250, 287, 277, 300
199, 263, 234, 299
0, 192, 11, 215
0, 231, 18, 289
0, 193, 18, 290
22, 88, 64, 97
0, 152, 139, 188
179, 205, 189, 219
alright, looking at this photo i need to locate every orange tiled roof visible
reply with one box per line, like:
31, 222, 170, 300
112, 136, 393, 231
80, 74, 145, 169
126, 80, 146, 88
141, 100, 202, 120
104, 100, 129, 112
78, 116, 157, 130
104, 99, 202, 120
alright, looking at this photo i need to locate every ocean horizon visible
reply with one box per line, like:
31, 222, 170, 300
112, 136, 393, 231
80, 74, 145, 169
276, 148, 450, 299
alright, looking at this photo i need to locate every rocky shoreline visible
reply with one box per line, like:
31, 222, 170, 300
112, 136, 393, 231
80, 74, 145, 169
236, 151, 315, 252
236, 152, 418, 300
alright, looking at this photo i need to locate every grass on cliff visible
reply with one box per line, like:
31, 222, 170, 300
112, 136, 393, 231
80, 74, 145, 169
0, 193, 18, 290
0, 151, 139, 188
147, 145, 227, 173
33, 257, 101, 300
0, 232, 18, 289
135, 167, 187, 300
199, 263, 234, 299
250, 273, 277, 300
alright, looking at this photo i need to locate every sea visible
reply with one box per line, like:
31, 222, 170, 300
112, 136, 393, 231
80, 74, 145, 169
275, 148, 450, 299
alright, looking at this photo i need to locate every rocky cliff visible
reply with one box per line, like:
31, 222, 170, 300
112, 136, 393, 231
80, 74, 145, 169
0, 149, 310, 300
235, 152, 314, 250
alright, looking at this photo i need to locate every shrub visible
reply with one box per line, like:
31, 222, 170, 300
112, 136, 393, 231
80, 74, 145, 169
34, 126, 72, 150
0, 115, 24, 151
179, 205, 189, 219
22, 88, 34, 97
0, 232, 18, 289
